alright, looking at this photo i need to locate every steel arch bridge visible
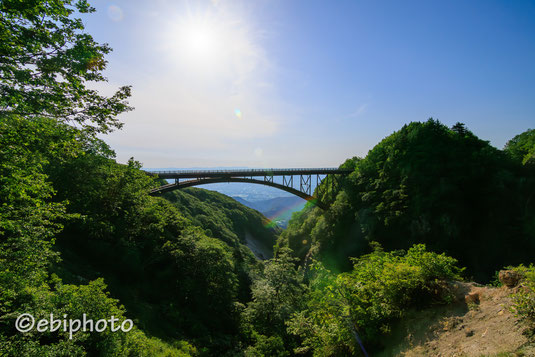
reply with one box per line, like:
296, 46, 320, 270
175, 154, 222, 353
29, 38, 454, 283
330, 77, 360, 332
147, 168, 352, 209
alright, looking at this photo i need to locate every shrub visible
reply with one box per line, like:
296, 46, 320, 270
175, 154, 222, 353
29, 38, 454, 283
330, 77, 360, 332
288, 243, 464, 356
510, 265, 535, 328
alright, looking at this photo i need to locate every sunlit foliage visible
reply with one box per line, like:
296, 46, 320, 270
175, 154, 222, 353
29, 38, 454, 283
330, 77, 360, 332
0, 0, 132, 134
287, 244, 463, 356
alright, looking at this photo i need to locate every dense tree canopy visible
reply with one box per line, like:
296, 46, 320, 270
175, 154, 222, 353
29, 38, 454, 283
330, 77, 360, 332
505, 128, 535, 166
279, 119, 535, 281
0, 0, 132, 134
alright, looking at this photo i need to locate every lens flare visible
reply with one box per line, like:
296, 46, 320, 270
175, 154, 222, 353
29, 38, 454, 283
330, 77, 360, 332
235, 108, 243, 119
107, 5, 123, 22
263, 199, 310, 228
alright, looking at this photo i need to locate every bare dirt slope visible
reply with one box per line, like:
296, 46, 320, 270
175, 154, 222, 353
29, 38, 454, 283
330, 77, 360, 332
378, 282, 535, 357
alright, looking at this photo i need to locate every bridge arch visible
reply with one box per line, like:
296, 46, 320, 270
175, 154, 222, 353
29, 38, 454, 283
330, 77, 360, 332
151, 177, 324, 208
147, 168, 352, 210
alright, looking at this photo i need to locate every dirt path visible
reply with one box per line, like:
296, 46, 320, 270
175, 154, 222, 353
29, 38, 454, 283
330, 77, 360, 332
378, 282, 535, 356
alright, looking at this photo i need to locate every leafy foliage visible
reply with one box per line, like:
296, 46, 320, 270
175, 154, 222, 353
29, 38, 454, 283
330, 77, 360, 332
510, 265, 535, 329
0, 0, 132, 134
43, 134, 269, 352
287, 244, 463, 356
1, 115, 70, 321
0, 115, 197, 355
242, 248, 306, 354
505, 129, 535, 165
164, 188, 279, 258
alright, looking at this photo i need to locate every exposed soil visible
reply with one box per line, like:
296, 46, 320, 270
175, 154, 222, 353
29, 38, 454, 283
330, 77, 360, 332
377, 282, 535, 357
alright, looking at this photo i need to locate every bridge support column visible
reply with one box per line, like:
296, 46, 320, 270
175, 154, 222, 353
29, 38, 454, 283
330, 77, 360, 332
283, 175, 293, 189
300, 174, 311, 195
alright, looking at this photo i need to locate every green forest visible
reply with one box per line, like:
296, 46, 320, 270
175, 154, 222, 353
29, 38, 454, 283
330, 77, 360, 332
1, 1, 535, 356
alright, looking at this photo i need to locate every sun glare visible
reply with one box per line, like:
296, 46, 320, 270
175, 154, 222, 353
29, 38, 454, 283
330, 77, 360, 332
162, 6, 259, 78
164, 14, 227, 72
179, 20, 219, 58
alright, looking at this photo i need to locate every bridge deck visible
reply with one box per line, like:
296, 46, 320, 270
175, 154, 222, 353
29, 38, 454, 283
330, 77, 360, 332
147, 167, 352, 179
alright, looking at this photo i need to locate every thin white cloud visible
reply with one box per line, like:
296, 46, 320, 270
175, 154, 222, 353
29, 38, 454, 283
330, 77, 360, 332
345, 103, 368, 119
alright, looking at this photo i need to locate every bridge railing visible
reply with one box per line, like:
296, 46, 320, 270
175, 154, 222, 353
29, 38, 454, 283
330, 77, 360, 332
146, 168, 348, 175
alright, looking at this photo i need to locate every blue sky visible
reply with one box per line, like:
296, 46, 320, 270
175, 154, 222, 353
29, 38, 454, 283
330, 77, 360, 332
83, 0, 535, 168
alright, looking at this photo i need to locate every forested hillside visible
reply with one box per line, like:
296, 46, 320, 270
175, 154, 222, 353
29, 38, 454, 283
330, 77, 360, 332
279, 120, 535, 282
0, 114, 282, 355
163, 189, 279, 259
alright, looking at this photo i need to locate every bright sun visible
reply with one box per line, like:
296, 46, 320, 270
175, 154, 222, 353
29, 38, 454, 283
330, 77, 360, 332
162, 8, 258, 79
165, 15, 226, 71
180, 21, 219, 58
